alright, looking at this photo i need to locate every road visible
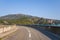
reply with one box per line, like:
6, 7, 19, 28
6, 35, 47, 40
2, 26, 51, 40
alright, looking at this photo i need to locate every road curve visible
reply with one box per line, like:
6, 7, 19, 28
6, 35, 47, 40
2, 26, 51, 40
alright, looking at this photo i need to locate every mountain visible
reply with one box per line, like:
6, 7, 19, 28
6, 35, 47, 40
0, 14, 40, 24
0, 14, 34, 19
0, 14, 60, 24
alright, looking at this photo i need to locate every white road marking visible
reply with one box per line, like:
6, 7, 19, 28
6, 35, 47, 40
28, 30, 31, 38
25, 27, 32, 40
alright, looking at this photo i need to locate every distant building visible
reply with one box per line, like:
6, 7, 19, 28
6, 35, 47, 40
48, 20, 53, 24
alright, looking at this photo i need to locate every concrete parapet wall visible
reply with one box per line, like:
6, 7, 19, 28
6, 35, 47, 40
0, 25, 16, 34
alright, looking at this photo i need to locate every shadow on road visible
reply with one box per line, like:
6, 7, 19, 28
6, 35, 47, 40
25, 25, 60, 40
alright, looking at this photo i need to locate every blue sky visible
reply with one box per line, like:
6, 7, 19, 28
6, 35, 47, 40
0, 0, 60, 20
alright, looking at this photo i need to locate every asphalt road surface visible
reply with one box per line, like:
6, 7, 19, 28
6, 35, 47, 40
2, 26, 51, 40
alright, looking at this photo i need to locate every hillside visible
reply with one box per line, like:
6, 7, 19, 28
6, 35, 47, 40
0, 14, 39, 24
0, 14, 33, 19
0, 14, 60, 25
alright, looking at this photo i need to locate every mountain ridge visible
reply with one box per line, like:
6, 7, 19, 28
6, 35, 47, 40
0, 14, 60, 24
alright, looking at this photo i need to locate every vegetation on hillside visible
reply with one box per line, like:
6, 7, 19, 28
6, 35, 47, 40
0, 17, 60, 25
0, 17, 36, 25
0, 14, 60, 25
